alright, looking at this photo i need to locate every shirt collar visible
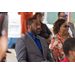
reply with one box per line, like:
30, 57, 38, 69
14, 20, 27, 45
27, 31, 39, 39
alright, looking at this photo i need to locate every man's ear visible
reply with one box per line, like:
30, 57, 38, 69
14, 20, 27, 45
58, 17, 60, 19
27, 25, 30, 29
69, 50, 73, 57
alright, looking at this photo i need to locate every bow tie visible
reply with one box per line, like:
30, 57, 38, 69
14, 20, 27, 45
33, 35, 39, 39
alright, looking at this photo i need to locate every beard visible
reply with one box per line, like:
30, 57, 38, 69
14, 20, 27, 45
31, 26, 40, 35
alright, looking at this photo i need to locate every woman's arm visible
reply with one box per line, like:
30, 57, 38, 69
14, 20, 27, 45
50, 39, 63, 62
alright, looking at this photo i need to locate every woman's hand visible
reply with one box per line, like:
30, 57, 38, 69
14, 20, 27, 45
46, 38, 51, 44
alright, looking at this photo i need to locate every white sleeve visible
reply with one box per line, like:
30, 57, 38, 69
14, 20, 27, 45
68, 28, 73, 37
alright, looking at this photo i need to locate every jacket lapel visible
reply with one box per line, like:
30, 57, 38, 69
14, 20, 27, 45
26, 33, 43, 56
38, 36, 46, 57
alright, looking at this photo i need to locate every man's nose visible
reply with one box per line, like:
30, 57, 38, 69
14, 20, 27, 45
37, 24, 41, 28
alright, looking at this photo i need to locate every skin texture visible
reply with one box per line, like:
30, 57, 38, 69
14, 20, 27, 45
0, 30, 7, 62
58, 12, 68, 21
28, 19, 41, 35
58, 22, 69, 40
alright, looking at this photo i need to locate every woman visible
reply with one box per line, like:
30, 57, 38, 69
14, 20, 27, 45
50, 19, 71, 62
33, 12, 52, 45
18, 12, 33, 34
0, 13, 8, 62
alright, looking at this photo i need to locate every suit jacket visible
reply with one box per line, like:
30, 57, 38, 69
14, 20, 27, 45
68, 22, 75, 37
15, 33, 55, 62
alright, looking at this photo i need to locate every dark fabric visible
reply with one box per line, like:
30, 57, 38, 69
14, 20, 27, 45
15, 33, 55, 62
38, 22, 52, 39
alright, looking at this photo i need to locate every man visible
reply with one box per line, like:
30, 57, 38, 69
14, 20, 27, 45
15, 18, 55, 62
58, 12, 75, 37
62, 38, 75, 62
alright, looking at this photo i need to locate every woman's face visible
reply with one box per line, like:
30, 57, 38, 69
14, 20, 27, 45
36, 14, 43, 22
59, 22, 69, 35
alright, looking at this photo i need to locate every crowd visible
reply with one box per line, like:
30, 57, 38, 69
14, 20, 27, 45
0, 12, 75, 62
15, 12, 75, 62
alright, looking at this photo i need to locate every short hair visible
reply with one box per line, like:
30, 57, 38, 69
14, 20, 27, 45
63, 38, 75, 56
32, 12, 43, 18
26, 18, 37, 29
58, 12, 66, 17
53, 19, 66, 34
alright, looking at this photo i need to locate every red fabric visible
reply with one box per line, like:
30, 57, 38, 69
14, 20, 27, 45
19, 12, 33, 34
62, 57, 69, 62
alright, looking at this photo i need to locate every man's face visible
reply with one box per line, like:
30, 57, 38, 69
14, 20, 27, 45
69, 50, 75, 62
30, 20, 41, 35
58, 12, 68, 21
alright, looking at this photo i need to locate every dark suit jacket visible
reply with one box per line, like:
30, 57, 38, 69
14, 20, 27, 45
15, 33, 55, 62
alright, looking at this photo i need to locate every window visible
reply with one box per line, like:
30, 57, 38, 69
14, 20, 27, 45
46, 12, 68, 24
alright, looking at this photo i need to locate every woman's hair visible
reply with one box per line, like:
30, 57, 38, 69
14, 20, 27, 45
0, 13, 8, 35
32, 12, 43, 18
53, 19, 66, 34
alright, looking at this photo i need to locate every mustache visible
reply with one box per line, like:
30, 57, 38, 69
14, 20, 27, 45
37, 28, 40, 30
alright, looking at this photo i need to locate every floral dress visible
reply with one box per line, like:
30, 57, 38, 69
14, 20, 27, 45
50, 34, 71, 62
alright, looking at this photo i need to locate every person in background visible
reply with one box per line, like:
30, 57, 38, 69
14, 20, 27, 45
0, 13, 8, 62
18, 12, 33, 35
62, 38, 75, 62
58, 12, 75, 37
32, 12, 52, 45
0, 12, 11, 53
15, 18, 55, 62
50, 19, 71, 62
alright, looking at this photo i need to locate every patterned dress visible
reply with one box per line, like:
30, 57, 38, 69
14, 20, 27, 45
50, 34, 71, 62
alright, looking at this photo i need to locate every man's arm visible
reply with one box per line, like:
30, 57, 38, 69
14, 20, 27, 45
15, 38, 27, 62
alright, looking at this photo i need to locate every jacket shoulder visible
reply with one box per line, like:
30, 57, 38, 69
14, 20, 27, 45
68, 22, 74, 25
38, 35, 45, 40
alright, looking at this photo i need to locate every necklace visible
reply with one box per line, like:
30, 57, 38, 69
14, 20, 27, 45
58, 33, 68, 40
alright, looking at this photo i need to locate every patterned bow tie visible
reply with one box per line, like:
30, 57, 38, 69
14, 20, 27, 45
33, 35, 39, 39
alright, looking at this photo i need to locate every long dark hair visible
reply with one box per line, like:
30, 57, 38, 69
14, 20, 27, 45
53, 19, 66, 34
0, 14, 5, 36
